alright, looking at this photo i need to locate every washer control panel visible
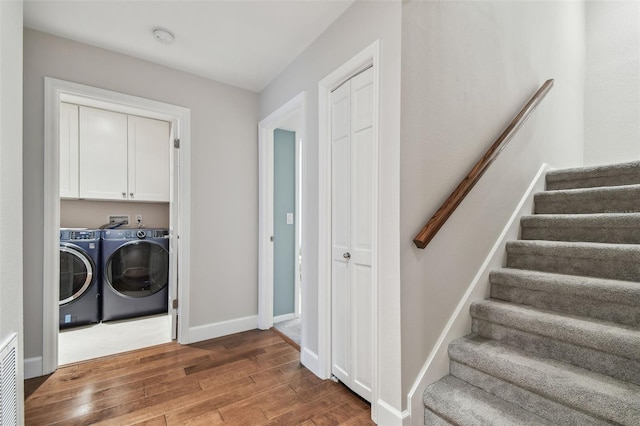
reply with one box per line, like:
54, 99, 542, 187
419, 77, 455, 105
60, 230, 99, 241
102, 229, 169, 240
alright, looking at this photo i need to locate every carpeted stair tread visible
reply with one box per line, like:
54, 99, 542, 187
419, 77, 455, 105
521, 213, 640, 244
423, 375, 555, 426
449, 361, 616, 426
489, 268, 640, 326
423, 162, 640, 425
490, 268, 640, 307
423, 409, 452, 426
546, 161, 640, 190
534, 183, 640, 214
471, 300, 640, 384
448, 336, 640, 425
472, 316, 640, 386
506, 240, 640, 281
471, 300, 640, 360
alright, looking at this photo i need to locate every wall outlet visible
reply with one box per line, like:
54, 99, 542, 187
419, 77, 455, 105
108, 215, 129, 225
135, 214, 143, 224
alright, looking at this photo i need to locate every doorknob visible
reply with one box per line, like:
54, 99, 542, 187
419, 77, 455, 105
343, 252, 351, 259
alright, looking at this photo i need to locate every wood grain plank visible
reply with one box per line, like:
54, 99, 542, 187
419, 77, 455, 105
264, 385, 366, 426
310, 399, 371, 425
183, 347, 267, 375
39, 350, 211, 392
26, 387, 147, 424
25, 329, 371, 425
26, 369, 185, 409
130, 416, 168, 426
166, 410, 224, 426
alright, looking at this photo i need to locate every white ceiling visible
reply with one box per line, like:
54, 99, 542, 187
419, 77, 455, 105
23, 0, 355, 93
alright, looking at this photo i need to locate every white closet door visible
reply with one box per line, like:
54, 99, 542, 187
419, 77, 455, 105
128, 115, 170, 202
331, 79, 352, 386
79, 106, 128, 200
331, 67, 374, 402
59, 103, 79, 199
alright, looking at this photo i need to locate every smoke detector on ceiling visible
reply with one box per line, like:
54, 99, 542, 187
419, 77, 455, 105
153, 28, 175, 45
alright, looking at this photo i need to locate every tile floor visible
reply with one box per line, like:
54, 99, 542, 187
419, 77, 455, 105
58, 314, 172, 365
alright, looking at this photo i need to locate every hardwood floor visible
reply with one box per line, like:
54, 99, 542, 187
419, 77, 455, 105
24, 329, 373, 425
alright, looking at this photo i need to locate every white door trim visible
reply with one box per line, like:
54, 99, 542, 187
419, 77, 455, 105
42, 77, 191, 375
318, 40, 380, 421
258, 92, 306, 331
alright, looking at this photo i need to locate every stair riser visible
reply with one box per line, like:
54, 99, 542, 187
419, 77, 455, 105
546, 173, 640, 191
506, 251, 640, 282
546, 161, 640, 191
449, 361, 608, 426
424, 409, 452, 426
521, 225, 640, 244
490, 283, 640, 327
534, 193, 640, 215
472, 319, 640, 386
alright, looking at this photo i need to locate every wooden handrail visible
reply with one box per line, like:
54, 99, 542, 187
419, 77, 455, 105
413, 79, 554, 249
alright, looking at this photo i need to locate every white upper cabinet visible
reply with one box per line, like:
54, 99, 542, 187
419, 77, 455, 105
59, 103, 79, 199
79, 106, 129, 200
127, 115, 170, 202
70, 105, 170, 202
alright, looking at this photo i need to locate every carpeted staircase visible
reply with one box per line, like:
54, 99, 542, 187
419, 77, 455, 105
423, 161, 640, 425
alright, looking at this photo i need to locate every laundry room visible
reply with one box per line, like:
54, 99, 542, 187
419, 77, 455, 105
58, 100, 174, 365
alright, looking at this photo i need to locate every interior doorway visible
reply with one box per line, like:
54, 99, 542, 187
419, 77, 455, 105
57, 101, 173, 364
258, 92, 305, 347
41, 78, 191, 376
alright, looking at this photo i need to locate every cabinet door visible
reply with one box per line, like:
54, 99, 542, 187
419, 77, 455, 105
128, 115, 170, 202
79, 106, 129, 200
59, 103, 79, 199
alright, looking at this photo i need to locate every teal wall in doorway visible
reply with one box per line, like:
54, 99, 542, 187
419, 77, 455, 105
273, 129, 296, 317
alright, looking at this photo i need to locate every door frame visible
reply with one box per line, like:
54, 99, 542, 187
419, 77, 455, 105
42, 77, 191, 374
258, 92, 306, 330
318, 40, 380, 420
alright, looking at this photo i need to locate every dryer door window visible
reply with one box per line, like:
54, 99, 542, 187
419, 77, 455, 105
107, 241, 168, 298
59, 246, 94, 305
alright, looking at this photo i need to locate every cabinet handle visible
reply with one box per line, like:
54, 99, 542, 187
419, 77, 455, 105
130, 192, 134, 198
122, 192, 126, 198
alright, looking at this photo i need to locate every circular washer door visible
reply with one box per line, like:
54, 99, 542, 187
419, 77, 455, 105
59, 245, 94, 306
106, 241, 168, 298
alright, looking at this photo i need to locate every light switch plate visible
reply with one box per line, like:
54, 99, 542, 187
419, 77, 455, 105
286, 213, 294, 225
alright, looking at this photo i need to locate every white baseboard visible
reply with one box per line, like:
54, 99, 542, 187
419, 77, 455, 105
377, 399, 408, 426
301, 346, 323, 378
405, 163, 551, 424
187, 315, 258, 344
24, 356, 43, 379
273, 313, 296, 324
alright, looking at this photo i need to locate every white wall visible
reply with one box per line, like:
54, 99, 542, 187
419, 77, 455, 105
259, 0, 403, 419
400, 0, 584, 419
584, 0, 640, 165
23, 29, 259, 363
60, 200, 169, 229
1, 0, 25, 423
